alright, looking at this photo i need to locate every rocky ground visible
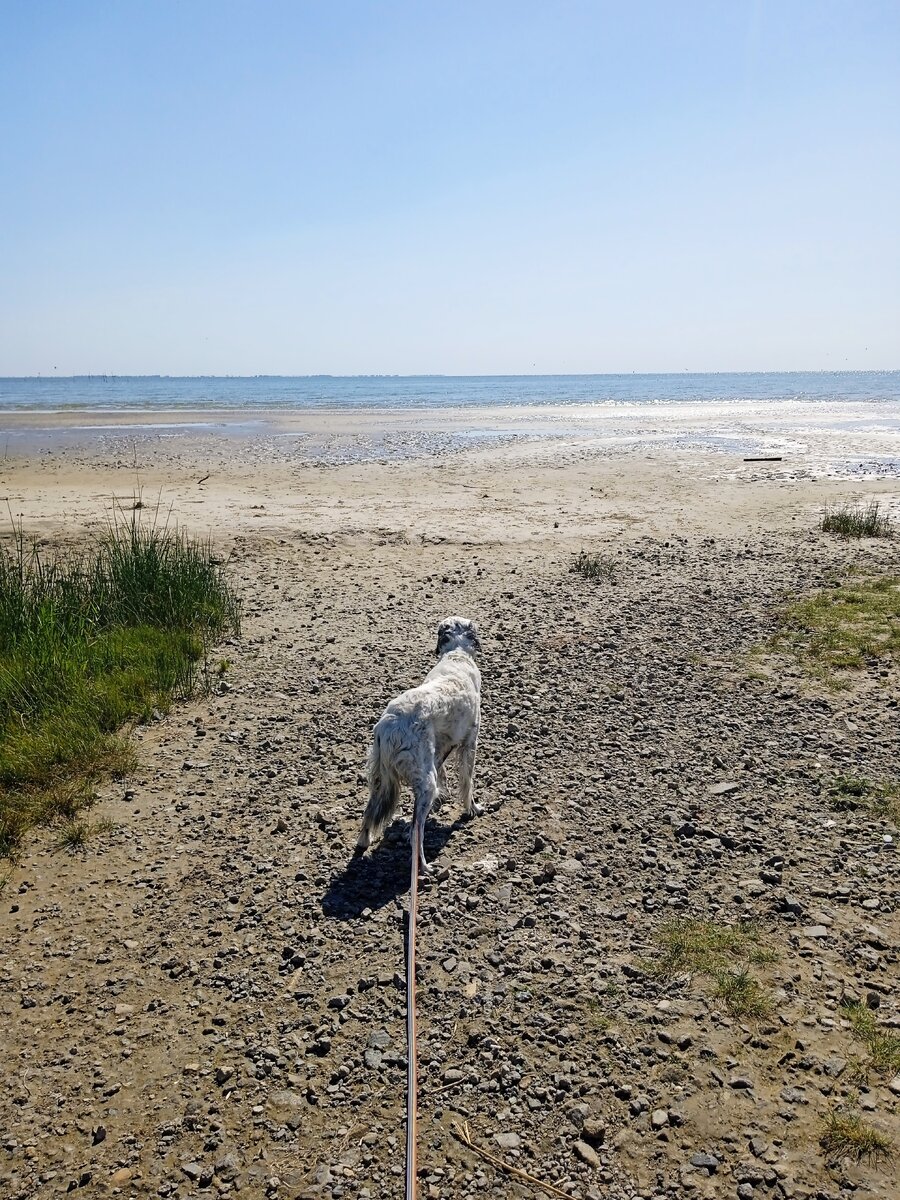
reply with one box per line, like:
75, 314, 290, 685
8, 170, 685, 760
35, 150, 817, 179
2, 514, 899, 1200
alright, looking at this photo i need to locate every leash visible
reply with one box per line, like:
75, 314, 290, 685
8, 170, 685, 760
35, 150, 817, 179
405, 843, 420, 1200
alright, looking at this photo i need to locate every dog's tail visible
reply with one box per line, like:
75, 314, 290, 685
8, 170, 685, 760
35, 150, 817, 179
357, 725, 402, 851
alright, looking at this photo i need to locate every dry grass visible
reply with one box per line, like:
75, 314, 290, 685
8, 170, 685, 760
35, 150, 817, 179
828, 776, 900, 825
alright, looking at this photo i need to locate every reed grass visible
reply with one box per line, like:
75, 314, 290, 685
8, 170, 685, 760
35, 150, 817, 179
0, 506, 240, 856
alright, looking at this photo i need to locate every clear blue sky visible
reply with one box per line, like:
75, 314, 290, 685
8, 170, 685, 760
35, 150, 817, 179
1, 1, 898, 375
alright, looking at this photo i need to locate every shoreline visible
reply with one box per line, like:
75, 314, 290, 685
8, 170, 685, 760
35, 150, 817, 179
3, 400, 900, 489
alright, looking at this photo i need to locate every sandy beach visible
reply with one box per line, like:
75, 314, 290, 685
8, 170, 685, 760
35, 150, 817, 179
1, 415, 899, 1200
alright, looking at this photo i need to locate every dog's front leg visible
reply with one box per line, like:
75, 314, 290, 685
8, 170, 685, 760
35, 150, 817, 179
458, 731, 482, 817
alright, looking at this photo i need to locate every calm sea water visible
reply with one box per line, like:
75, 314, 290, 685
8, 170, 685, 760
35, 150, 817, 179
1, 372, 899, 413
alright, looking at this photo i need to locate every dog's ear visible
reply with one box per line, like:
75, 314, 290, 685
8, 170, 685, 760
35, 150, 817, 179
435, 621, 453, 657
465, 622, 482, 653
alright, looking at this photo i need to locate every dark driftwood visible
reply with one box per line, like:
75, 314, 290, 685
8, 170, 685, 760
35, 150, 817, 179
743, 456, 782, 462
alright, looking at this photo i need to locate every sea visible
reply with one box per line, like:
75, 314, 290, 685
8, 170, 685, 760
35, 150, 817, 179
1, 371, 899, 413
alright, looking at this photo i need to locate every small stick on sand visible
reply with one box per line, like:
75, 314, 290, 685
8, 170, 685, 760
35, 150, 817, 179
451, 1121, 575, 1198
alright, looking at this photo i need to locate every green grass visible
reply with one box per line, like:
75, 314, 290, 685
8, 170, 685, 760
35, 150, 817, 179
821, 501, 893, 539
644, 918, 776, 1019
828, 776, 900, 824
0, 508, 240, 857
647, 918, 776, 977
572, 550, 616, 583
821, 1108, 893, 1163
713, 967, 773, 1019
772, 574, 900, 682
841, 1002, 900, 1077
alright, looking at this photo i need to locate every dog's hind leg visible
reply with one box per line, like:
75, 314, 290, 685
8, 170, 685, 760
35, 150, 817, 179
411, 771, 439, 875
458, 731, 482, 818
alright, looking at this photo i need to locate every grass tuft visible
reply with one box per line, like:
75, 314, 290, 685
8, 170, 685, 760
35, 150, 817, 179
841, 1002, 900, 1077
55, 817, 118, 852
821, 501, 893, 539
821, 1108, 893, 1163
572, 551, 616, 583
0, 506, 240, 856
647, 918, 775, 978
713, 967, 773, 1019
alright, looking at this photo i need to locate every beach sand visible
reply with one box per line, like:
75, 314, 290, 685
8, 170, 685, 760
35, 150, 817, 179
1, 414, 898, 1199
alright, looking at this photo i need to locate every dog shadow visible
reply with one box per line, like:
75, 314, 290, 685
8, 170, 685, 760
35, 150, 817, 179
320, 816, 467, 920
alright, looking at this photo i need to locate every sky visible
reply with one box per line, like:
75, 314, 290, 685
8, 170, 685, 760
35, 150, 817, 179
1, 1, 898, 376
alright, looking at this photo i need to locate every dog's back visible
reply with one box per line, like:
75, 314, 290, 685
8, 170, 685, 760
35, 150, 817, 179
356, 617, 482, 866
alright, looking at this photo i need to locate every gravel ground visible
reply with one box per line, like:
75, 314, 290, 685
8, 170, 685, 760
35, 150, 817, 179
2, 525, 899, 1200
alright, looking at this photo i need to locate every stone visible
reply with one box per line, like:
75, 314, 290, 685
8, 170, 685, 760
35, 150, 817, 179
801, 925, 828, 938
581, 1116, 606, 1145
215, 1155, 239, 1182
690, 1153, 719, 1172
494, 1131, 521, 1150
650, 1109, 669, 1129
574, 1140, 602, 1168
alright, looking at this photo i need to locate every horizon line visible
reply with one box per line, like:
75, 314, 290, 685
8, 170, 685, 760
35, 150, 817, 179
3, 367, 899, 382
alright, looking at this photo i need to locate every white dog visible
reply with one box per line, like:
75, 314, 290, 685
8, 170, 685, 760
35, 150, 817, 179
356, 616, 482, 874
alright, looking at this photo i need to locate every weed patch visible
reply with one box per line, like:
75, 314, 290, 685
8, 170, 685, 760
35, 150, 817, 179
0, 508, 240, 856
821, 501, 893, 539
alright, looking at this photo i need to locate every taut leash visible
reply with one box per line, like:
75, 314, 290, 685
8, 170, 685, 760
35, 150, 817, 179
405, 846, 420, 1200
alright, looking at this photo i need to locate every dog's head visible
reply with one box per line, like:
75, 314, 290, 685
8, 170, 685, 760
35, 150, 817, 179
435, 616, 481, 658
